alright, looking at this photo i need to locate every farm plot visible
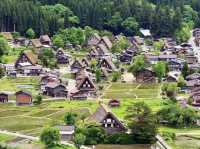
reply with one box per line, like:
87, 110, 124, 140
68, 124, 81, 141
103, 83, 161, 99
169, 135, 200, 149
0, 116, 52, 131
0, 77, 40, 96
0, 110, 28, 117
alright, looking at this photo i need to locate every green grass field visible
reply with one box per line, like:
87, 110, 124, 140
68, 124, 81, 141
103, 83, 161, 99
0, 134, 15, 143
168, 135, 200, 149
0, 81, 199, 149
0, 77, 40, 97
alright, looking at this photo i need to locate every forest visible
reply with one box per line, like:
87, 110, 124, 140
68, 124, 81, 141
0, 0, 200, 38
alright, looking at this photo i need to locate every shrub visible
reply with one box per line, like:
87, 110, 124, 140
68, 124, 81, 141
105, 133, 135, 144
161, 131, 176, 142
40, 127, 60, 148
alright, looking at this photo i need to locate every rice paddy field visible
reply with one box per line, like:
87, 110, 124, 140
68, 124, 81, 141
0, 82, 199, 149
0, 77, 40, 96
103, 83, 161, 99
0, 82, 163, 136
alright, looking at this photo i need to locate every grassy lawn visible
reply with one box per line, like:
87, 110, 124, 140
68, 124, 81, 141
103, 83, 161, 99
1, 47, 26, 64
48, 100, 98, 113
159, 126, 200, 134
1, 55, 18, 64
0, 110, 28, 117
30, 109, 59, 117
0, 101, 96, 133
168, 135, 200, 149
109, 98, 164, 119
0, 116, 52, 131
160, 126, 200, 149
0, 134, 15, 142
0, 77, 40, 96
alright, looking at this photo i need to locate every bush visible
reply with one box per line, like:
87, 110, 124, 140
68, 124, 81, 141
64, 112, 77, 125
105, 133, 135, 144
98, 85, 104, 90
157, 104, 198, 128
40, 127, 60, 148
80, 124, 106, 145
112, 71, 121, 82
162, 83, 178, 99
161, 131, 176, 142
33, 95, 42, 105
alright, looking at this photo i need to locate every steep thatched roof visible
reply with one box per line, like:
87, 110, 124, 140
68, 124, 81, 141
23, 50, 38, 65
1, 32, 13, 41
30, 39, 42, 48
88, 104, 126, 129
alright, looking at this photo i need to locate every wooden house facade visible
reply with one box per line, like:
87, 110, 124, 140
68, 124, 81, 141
70, 60, 84, 73
135, 68, 156, 83
0, 92, 9, 103
16, 91, 32, 105
44, 83, 68, 97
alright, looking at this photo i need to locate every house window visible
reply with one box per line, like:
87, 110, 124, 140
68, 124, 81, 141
107, 118, 112, 123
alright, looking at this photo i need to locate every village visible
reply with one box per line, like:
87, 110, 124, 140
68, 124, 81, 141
0, 27, 200, 149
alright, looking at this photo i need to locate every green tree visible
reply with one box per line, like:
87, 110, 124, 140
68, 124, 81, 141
121, 17, 139, 36
26, 28, 35, 39
56, 28, 85, 46
128, 55, 145, 74
162, 83, 178, 99
111, 71, 121, 82
182, 62, 189, 78
0, 67, 5, 78
126, 102, 157, 144
111, 36, 130, 54
74, 133, 86, 149
153, 39, 164, 51
107, 12, 123, 33
182, 5, 198, 26
82, 123, 106, 145
64, 112, 77, 125
95, 69, 101, 83
40, 127, 60, 148
52, 35, 64, 48
153, 61, 166, 82
175, 23, 191, 43
177, 76, 186, 88
0, 37, 9, 61
90, 59, 97, 73
39, 48, 57, 68
158, 104, 198, 128
12, 32, 20, 39
33, 95, 42, 105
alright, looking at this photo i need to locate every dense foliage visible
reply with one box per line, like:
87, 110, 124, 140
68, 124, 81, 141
1, 0, 200, 38
158, 104, 199, 128
126, 102, 158, 144
38, 48, 57, 68
40, 127, 60, 148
